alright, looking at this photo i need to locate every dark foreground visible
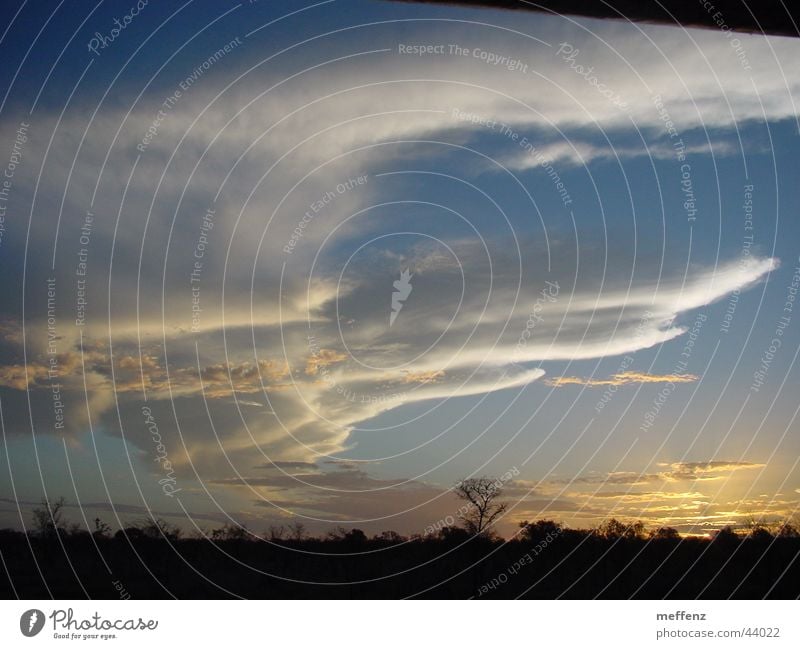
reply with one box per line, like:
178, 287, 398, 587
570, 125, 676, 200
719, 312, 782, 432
2, 522, 799, 599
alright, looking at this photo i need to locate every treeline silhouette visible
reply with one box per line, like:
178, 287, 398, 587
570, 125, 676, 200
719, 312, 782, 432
2, 498, 799, 598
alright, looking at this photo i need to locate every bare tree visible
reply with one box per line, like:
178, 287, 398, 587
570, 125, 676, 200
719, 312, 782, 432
454, 477, 507, 536
287, 521, 306, 542
777, 516, 800, 538
595, 518, 645, 540
211, 523, 250, 541
375, 530, 406, 543
743, 513, 775, 540
268, 524, 286, 541
31, 497, 67, 538
133, 517, 181, 541
326, 526, 348, 541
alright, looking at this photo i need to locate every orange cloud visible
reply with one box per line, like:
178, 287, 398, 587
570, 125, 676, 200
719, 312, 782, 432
305, 349, 348, 376
0, 348, 292, 401
545, 370, 699, 387
0, 363, 49, 390
401, 369, 446, 384
0, 352, 86, 390
660, 461, 765, 481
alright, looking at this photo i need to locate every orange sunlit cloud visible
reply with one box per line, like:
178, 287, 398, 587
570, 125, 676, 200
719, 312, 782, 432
402, 369, 446, 384
304, 349, 348, 375
545, 370, 699, 387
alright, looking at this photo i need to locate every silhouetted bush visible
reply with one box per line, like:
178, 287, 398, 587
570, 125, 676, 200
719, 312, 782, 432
595, 518, 645, 540
519, 519, 563, 543
649, 526, 681, 541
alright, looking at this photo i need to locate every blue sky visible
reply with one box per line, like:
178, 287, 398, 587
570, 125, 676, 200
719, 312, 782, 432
1, 0, 799, 536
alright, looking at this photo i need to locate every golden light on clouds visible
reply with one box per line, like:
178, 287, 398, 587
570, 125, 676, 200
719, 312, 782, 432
304, 349, 348, 376
545, 370, 700, 387
401, 369, 446, 384
504, 461, 781, 533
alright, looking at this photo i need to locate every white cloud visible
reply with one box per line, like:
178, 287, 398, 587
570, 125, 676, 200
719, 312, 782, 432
0, 15, 793, 515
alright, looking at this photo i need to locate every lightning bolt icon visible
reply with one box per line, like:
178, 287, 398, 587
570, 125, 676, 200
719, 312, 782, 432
390, 268, 413, 327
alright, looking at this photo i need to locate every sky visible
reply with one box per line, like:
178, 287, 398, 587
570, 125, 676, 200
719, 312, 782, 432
0, 0, 799, 538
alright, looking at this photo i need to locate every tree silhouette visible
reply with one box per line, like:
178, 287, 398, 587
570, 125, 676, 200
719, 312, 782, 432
6, 501, 800, 598
267, 524, 286, 541
519, 519, 563, 543
454, 477, 508, 536
438, 525, 470, 543
125, 517, 181, 541
595, 518, 645, 540
31, 497, 67, 538
649, 526, 681, 540
712, 526, 740, 545
326, 526, 349, 541
777, 519, 800, 538
375, 530, 405, 543
287, 521, 306, 542
93, 517, 112, 539
743, 514, 774, 541
211, 523, 250, 541
344, 528, 367, 545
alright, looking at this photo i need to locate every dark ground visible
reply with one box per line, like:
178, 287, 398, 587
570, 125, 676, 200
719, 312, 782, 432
2, 523, 799, 599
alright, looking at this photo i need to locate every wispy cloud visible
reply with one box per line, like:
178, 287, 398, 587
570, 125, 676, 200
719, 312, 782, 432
402, 369, 446, 384
546, 370, 700, 387
662, 461, 766, 481
305, 349, 348, 376
502, 139, 738, 170
0, 12, 794, 531
554, 461, 765, 486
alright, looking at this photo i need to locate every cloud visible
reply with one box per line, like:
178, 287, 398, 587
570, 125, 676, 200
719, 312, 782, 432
253, 460, 320, 472
546, 370, 700, 387
502, 139, 738, 170
0, 363, 50, 391
0, 13, 795, 530
0, 243, 775, 473
0, 346, 291, 400
586, 491, 708, 502
209, 463, 458, 526
661, 461, 766, 481
556, 461, 765, 487
305, 349, 348, 376
512, 461, 789, 534
0, 497, 228, 528
402, 369, 446, 384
